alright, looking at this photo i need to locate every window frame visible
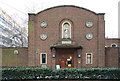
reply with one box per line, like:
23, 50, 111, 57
86, 53, 93, 64
111, 43, 117, 47
40, 53, 47, 64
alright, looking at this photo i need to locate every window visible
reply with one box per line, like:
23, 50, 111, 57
40, 53, 47, 64
111, 43, 117, 47
86, 53, 92, 64
62, 21, 71, 39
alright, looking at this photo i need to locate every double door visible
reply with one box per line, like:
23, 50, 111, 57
59, 54, 74, 68
56, 49, 75, 68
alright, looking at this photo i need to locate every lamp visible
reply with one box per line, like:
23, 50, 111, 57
52, 48, 55, 52
52, 54, 55, 58
78, 54, 81, 58
14, 50, 18, 54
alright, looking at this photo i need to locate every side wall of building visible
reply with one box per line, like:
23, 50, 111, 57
2, 48, 28, 67
105, 47, 119, 67
105, 39, 120, 47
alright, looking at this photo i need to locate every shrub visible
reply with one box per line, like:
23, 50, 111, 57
1, 67, 120, 80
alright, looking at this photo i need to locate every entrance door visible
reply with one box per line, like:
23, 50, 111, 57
59, 56, 66, 68
59, 54, 74, 68
56, 49, 74, 68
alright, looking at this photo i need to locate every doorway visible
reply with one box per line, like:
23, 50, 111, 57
56, 49, 75, 68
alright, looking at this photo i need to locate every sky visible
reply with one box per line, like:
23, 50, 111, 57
0, 0, 119, 38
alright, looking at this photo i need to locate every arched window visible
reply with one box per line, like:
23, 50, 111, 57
62, 21, 71, 39
111, 43, 117, 47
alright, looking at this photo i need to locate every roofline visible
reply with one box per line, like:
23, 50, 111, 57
28, 13, 36, 15
28, 5, 105, 15
105, 38, 120, 40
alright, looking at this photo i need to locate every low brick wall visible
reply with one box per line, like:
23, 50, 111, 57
105, 47, 119, 67
2, 47, 28, 66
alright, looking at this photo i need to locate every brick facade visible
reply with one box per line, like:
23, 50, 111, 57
2, 47, 28, 66
2, 5, 120, 68
105, 47, 119, 67
105, 38, 120, 47
105, 39, 120, 67
28, 5, 109, 68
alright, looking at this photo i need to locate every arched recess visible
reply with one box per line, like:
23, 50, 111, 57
59, 19, 74, 39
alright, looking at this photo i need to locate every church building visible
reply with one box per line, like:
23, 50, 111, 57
2, 5, 120, 68
28, 5, 120, 68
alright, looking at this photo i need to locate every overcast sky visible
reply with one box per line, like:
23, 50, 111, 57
0, 0, 119, 38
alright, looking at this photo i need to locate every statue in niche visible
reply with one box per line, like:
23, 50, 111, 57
64, 26, 68, 38
64, 23, 69, 39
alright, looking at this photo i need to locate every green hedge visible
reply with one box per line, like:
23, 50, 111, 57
1, 67, 120, 80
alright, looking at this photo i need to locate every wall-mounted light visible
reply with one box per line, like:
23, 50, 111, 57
52, 54, 55, 58
78, 54, 81, 58
14, 50, 18, 55
52, 48, 55, 52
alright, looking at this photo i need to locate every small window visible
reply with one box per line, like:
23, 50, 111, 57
86, 53, 92, 64
40, 53, 47, 64
111, 43, 117, 47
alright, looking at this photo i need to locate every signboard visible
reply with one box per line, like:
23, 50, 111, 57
62, 41, 72, 44
41, 65, 47, 68
56, 65, 60, 69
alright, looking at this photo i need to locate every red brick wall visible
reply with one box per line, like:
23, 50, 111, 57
2, 47, 28, 66
28, 15, 36, 66
1, 6, 120, 68
28, 5, 105, 68
97, 14, 105, 67
105, 39, 120, 47
105, 47, 119, 67
105, 39, 120, 67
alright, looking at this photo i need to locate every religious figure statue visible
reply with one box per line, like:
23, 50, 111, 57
64, 26, 68, 38
64, 23, 69, 38
62, 22, 71, 39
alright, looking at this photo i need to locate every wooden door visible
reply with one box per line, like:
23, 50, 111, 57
59, 56, 66, 68
58, 54, 74, 68
56, 49, 75, 68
